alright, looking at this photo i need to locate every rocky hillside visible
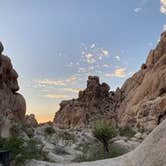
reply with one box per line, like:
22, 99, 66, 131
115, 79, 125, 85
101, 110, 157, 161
0, 42, 26, 138
54, 32, 166, 132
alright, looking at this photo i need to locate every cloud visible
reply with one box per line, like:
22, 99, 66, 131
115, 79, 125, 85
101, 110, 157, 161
115, 56, 121, 61
38, 79, 66, 86
160, 0, 166, 14
105, 68, 126, 78
133, 8, 142, 13
63, 88, 80, 93
101, 49, 109, 56
66, 75, 77, 83
44, 94, 69, 99
90, 43, 96, 49
38, 75, 78, 87
163, 24, 166, 31
85, 53, 96, 64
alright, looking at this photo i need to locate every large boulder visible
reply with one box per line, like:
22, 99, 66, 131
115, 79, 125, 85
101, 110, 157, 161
0, 42, 26, 138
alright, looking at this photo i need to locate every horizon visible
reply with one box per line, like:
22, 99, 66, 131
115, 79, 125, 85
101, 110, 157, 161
0, 0, 166, 122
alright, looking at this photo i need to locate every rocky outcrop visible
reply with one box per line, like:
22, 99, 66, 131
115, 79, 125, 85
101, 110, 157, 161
54, 32, 166, 132
0, 42, 26, 138
54, 76, 124, 128
118, 32, 166, 132
25, 114, 38, 128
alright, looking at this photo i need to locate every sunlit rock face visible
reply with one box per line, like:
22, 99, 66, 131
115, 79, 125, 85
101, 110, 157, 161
0, 42, 26, 138
118, 32, 166, 132
54, 32, 166, 132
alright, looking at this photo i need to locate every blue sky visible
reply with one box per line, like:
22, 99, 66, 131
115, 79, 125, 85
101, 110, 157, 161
0, 0, 166, 122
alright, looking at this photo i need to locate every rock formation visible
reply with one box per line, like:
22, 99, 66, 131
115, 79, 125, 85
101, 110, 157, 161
0, 42, 26, 138
118, 32, 166, 132
54, 76, 124, 128
25, 114, 38, 128
54, 32, 166, 132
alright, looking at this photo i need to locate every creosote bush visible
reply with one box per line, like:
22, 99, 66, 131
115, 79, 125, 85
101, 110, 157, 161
93, 122, 117, 153
45, 126, 55, 135
73, 140, 126, 162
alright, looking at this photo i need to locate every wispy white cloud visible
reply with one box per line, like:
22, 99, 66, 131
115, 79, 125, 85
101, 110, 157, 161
38, 79, 66, 86
90, 43, 96, 49
101, 49, 109, 56
160, 0, 166, 14
38, 75, 78, 88
63, 88, 80, 93
133, 8, 142, 13
66, 75, 77, 83
163, 24, 166, 31
105, 68, 126, 78
85, 53, 96, 64
44, 94, 69, 99
115, 56, 121, 61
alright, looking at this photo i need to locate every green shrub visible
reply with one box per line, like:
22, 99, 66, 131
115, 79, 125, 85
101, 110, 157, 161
119, 127, 136, 138
73, 141, 126, 162
93, 123, 117, 153
63, 131, 75, 141
0, 137, 42, 165
45, 126, 55, 135
58, 131, 75, 142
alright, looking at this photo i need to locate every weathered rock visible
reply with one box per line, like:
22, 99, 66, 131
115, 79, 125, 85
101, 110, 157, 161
25, 114, 38, 128
117, 32, 166, 132
0, 42, 26, 138
54, 76, 122, 128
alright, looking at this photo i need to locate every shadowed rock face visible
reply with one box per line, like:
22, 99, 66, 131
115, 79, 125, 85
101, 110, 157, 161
54, 32, 166, 132
0, 42, 26, 138
54, 75, 124, 129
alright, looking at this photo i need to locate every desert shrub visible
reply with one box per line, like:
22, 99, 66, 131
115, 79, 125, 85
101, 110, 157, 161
93, 123, 117, 153
45, 126, 55, 135
0, 137, 42, 165
73, 140, 126, 162
58, 131, 75, 142
119, 127, 136, 138
63, 131, 75, 141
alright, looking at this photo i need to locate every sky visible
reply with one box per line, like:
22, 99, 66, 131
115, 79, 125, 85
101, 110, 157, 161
0, 0, 166, 122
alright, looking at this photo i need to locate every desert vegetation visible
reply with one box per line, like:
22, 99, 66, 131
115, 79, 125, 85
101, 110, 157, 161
0, 137, 43, 165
